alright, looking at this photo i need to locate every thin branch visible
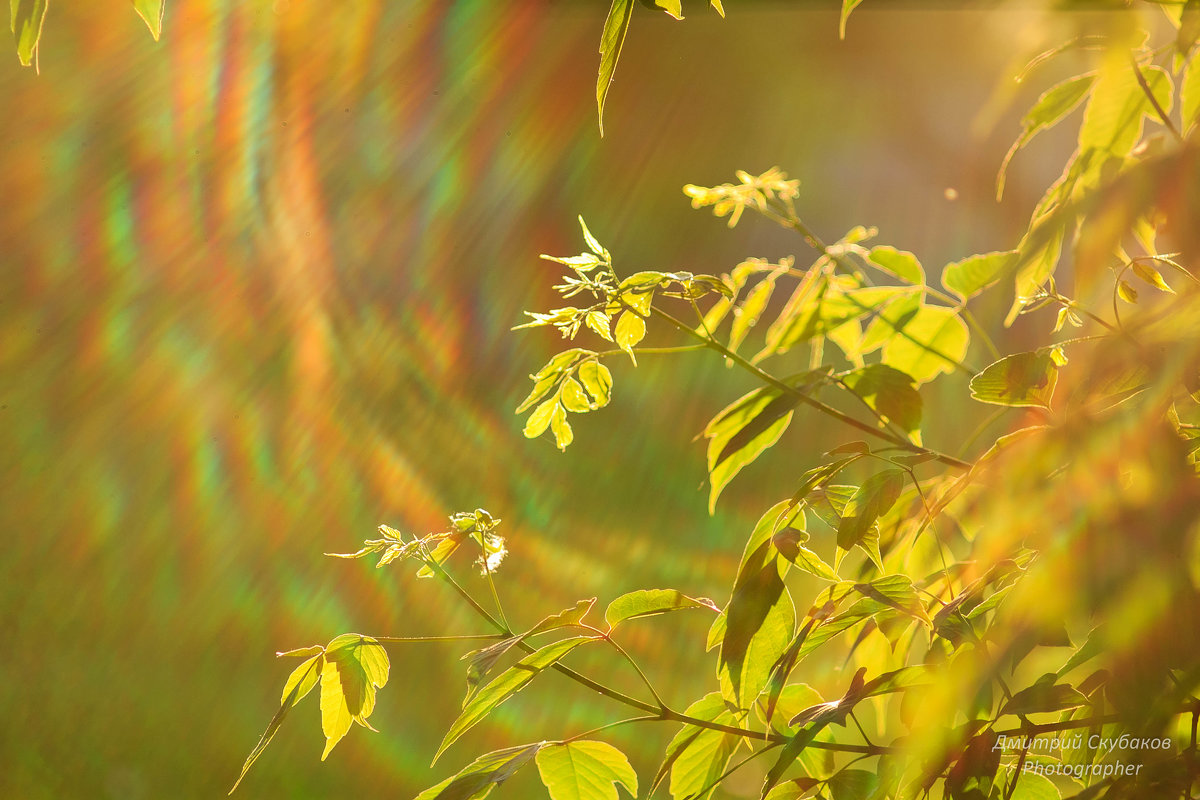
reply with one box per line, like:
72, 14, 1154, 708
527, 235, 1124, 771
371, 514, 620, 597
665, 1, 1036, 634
373, 634, 507, 644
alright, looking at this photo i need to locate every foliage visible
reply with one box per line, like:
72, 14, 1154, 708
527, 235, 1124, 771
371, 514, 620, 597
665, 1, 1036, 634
235, 4, 1200, 800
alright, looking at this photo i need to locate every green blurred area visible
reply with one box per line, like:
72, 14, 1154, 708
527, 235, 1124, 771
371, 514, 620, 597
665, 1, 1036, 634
0, 2, 1092, 797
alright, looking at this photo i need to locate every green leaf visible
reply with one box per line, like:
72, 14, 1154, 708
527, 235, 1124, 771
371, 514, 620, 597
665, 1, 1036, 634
614, 310, 646, 365
230, 653, 326, 793
704, 387, 802, 512
435, 637, 590, 764
828, 769, 880, 800
839, 0, 863, 39
942, 251, 1018, 301
772, 527, 840, 582
596, 0, 635, 136
550, 403, 574, 451
560, 378, 593, 413
652, 0, 682, 19
1000, 674, 1088, 717
842, 364, 922, 438
1007, 771, 1062, 800
1131, 261, 1174, 293
969, 351, 1059, 409
880, 304, 970, 384
867, 246, 924, 285
1117, 279, 1138, 304
524, 399, 558, 438
577, 361, 614, 408
578, 216, 609, 260
658, 693, 742, 800
132, 0, 164, 40
516, 373, 560, 415
836, 469, 906, 552
720, 502, 799, 707
536, 741, 637, 800
605, 589, 719, 628
320, 634, 389, 760
10, 0, 47, 67
997, 75, 1094, 199
728, 275, 778, 353
1079, 59, 1171, 157
414, 743, 544, 800
1184, 58, 1200, 134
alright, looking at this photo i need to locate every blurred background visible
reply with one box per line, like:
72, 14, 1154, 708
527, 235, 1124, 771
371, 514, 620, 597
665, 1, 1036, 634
0, 1, 1126, 797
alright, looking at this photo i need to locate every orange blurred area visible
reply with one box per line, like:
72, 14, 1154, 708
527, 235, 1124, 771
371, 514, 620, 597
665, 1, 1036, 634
0, 2, 1142, 798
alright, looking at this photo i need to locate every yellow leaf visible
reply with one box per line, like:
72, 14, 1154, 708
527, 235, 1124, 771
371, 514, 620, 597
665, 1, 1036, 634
131, 0, 164, 41
615, 311, 646, 364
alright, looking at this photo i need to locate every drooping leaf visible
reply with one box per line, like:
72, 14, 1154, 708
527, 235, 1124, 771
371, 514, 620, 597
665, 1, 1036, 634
704, 387, 800, 512
550, 403, 574, 450
839, 0, 863, 39
131, 0, 164, 40
577, 361, 613, 408
596, 0, 635, 136
560, 378, 593, 413
414, 743, 544, 800
719, 502, 798, 706
320, 634, 390, 760
528, 598, 597, 636
880, 304, 970, 384
536, 741, 638, 800
614, 310, 646, 364
605, 589, 719, 629
524, 399, 558, 439
10, 0, 47, 67
997, 75, 1094, 199
1131, 261, 1174, 293
969, 351, 1059, 409
728, 274, 778, 353
435, 637, 590, 763
842, 364, 922, 438
230, 653, 326, 793
659, 693, 742, 800
867, 246, 924, 285
1117, 279, 1138, 304
942, 251, 1018, 301
836, 469, 906, 552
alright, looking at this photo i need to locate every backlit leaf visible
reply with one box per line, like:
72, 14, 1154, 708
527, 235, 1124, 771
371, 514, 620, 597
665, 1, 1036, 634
1007, 771, 1062, 800
829, 769, 880, 800
867, 246, 924, 285
1079, 59, 1171, 157
560, 378, 593, 413
659, 693, 742, 800
836, 469, 906, 552
1000, 674, 1087, 717
969, 351, 1059, 409
1131, 261, 1174, 293
524, 399, 557, 438
320, 634, 389, 760
942, 251, 1018, 301
839, 0, 863, 39
652, 0, 682, 19
997, 75, 1094, 199
1184, 58, 1200, 134
132, 0, 164, 40
577, 361, 613, 408
596, 0, 635, 136
550, 403, 574, 451
605, 589, 718, 629
842, 364, 922, 437
728, 275, 777, 353
1117, 279, 1138, 304
615, 310, 646, 364
10, 0, 47, 67
414, 743, 544, 800
536, 741, 637, 800
880, 304, 969, 384
435, 637, 590, 764
704, 387, 800, 512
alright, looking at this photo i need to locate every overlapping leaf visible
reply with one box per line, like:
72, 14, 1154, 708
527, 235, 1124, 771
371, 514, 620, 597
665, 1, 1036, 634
536, 741, 637, 800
